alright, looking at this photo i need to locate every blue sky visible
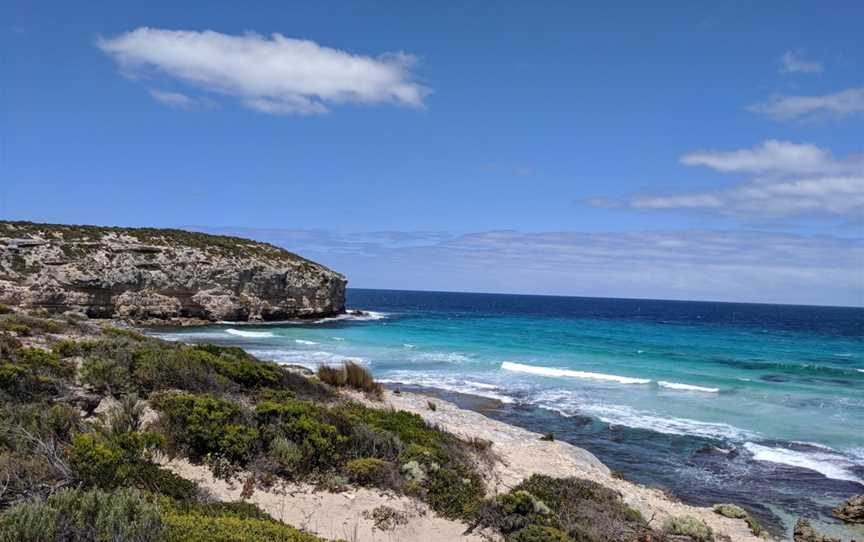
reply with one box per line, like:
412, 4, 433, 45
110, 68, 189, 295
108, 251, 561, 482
3, 1, 863, 305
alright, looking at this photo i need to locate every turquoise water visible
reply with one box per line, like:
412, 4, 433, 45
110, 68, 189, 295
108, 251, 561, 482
154, 289, 864, 535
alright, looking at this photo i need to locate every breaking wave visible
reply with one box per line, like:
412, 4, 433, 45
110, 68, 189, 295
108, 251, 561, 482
225, 329, 275, 338
501, 361, 650, 385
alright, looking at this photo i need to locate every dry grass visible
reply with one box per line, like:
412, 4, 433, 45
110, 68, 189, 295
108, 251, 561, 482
316, 362, 383, 399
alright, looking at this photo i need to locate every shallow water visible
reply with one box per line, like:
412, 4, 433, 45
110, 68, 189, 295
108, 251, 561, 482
152, 288, 864, 537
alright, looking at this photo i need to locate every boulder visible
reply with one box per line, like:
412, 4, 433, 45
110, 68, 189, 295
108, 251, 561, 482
834, 495, 864, 524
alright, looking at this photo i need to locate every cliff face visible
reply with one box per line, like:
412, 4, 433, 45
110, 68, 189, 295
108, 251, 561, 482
0, 222, 346, 322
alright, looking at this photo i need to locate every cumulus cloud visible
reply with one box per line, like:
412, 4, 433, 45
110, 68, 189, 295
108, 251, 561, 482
779, 51, 823, 74
98, 28, 429, 115
592, 141, 864, 218
749, 87, 864, 121
196, 227, 864, 306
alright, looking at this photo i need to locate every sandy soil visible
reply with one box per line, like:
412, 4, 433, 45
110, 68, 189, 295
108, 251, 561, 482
164, 458, 489, 542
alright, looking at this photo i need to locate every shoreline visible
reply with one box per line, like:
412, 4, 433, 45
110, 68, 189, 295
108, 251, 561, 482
140, 318, 864, 541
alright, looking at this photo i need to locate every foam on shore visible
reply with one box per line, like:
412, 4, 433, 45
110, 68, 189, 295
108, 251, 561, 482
657, 381, 719, 393
502, 361, 650, 385
225, 329, 275, 338
744, 442, 864, 485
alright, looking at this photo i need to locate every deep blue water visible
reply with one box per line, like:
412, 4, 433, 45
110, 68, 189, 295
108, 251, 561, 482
154, 289, 864, 538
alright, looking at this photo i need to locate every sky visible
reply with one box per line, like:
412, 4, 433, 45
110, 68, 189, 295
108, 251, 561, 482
2, 1, 863, 306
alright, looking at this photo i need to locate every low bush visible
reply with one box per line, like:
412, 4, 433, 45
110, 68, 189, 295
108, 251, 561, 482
0, 314, 65, 335
663, 515, 714, 542
474, 475, 651, 542
712, 503, 747, 519
151, 392, 259, 466
510, 525, 574, 542
344, 457, 396, 487
0, 487, 161, 542
160, 512, 325, 542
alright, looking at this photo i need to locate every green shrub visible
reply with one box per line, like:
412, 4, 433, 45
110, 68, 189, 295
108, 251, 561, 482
712, 503, 747, 519
0, 314, 65, 335
344, 457, 395, 486
151, 392, 258, 466
0, 304, 11, 314
269, 436, 303, 473
425, 466, 485, 519
0, 487, 161, 542
102, 326, 148, 341
475, 475, 651, 542
160, 512, 325, 542
510, 525, 574, 542
0, 333, 22, 357
663, 515, 714, 542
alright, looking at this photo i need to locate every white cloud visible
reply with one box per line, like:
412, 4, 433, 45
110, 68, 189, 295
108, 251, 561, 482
630, 176, 864, 216
197, 227, 864, 306
749, 87, 864, 121
779, 51, 823, 74
680, 140, 862, 176
148, 89, 214, 110
591, 141, 864, 218
98, 28, 429, 115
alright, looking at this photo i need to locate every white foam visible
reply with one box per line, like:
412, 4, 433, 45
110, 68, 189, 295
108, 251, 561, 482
378, 373, 515, 404
744, 443, 864, 485
316, 310, 388, 323
657, 381, 719, 393
415, 351, 471, 363
528, 390, 755, 441
248, 349, 364, 368
502, 361, 650, 385
225, 329, 275, 338
857, 369, 864, 373
332, 337, 345, 341
403, 344, 416, 349
294, 339, 318, 345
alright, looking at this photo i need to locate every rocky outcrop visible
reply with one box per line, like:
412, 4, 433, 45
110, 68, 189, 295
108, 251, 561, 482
0, 222, 346, 322
834, 495, 864, 524
793, 519, 842, 542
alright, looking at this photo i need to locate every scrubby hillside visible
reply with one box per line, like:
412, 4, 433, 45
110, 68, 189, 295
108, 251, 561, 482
0, 221, 346, 322
0, 306, 738, 542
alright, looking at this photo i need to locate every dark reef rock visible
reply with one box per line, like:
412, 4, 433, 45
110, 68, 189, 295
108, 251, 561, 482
834, 495, 864, 524
0, 221, 346, 322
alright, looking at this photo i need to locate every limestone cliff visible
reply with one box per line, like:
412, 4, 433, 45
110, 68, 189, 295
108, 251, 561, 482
0, 221, 346, 322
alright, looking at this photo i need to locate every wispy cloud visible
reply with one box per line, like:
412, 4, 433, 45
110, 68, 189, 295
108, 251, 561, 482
98, 28, 429, 115
679, 140, 862, 176
749, 87, 864, 121
779, 51, 823, 74
148, 89, 215, 110
589, 141, 864, 218
195, 227, 864, 306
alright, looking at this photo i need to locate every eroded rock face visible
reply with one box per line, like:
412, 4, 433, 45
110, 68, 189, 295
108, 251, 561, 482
0, 222, 346, 322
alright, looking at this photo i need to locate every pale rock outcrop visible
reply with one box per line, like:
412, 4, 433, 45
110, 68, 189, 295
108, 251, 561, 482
0, 222, 346, 322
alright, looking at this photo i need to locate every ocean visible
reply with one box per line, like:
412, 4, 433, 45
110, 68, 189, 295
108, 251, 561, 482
152, 288, 864, 537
